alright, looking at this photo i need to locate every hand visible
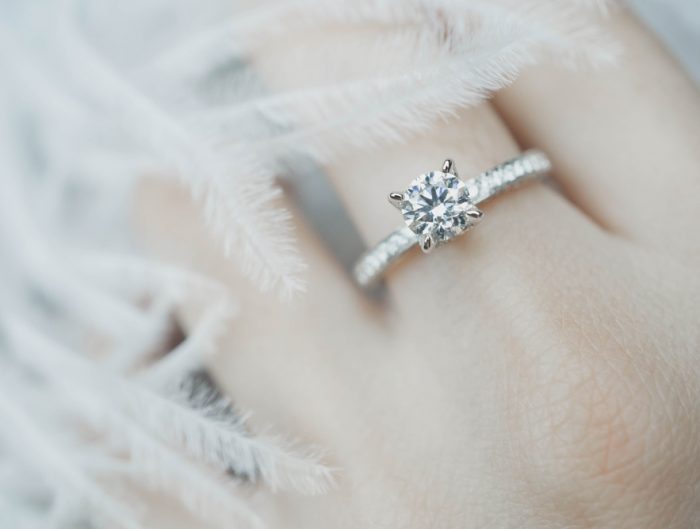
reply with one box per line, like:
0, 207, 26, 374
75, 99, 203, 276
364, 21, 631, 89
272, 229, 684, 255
137, 8, 700, 529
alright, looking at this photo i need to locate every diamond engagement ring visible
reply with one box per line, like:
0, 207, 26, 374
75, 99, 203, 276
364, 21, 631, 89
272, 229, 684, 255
353, 150, 552, 287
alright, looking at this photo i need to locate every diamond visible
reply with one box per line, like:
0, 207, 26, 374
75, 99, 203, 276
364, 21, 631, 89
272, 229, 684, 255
399, 170, 482, 245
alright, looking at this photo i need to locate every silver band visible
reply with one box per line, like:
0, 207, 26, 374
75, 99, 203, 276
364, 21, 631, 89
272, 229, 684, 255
353, 150, 551, 288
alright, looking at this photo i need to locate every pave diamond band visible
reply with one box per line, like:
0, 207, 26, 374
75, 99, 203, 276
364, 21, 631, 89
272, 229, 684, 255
353, 150, 551, 288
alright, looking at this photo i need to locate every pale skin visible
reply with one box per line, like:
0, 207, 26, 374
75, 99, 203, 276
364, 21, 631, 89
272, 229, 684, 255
136, 8, 700, 529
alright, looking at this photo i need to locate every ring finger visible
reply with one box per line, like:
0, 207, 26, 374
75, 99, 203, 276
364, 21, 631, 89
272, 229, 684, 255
326, 102, 605, 322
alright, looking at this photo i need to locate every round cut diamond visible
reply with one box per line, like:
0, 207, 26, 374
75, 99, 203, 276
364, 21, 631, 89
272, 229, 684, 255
400, 171, 475, 243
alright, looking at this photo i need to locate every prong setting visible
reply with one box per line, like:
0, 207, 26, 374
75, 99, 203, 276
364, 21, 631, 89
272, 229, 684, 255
466, 208, 484, 221
388, 192, 404, 208
442, 159, 457, 176
419, 233, 435, 253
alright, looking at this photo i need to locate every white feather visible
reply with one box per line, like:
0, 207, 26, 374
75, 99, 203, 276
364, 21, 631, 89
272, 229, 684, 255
0, 380, 143, 529
5, 318, 335, 496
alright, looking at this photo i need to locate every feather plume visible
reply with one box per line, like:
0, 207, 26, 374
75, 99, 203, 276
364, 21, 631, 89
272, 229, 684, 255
0, 379, 144, 529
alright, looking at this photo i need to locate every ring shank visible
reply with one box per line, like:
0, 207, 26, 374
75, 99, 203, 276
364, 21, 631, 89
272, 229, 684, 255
353, 150, 551, 288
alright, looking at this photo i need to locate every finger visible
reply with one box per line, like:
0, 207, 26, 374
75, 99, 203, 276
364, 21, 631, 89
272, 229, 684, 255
492, 8, 700, 257
326, 103, 603, 312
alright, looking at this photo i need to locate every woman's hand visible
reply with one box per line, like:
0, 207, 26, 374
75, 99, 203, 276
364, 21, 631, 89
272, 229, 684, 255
137, 8, 700, 529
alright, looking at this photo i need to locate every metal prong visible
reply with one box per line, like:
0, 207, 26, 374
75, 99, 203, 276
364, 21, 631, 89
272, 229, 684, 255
442, 159, 457, 176
419, 233, 435, 253
466, 208, 484, 221
388, 192, 404, 208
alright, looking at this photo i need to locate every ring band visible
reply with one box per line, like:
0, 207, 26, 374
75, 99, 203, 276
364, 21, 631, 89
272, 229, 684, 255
353, 150, 551, 288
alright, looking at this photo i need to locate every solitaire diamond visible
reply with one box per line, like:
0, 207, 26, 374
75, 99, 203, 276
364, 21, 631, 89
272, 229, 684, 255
395, 169, 483, 251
